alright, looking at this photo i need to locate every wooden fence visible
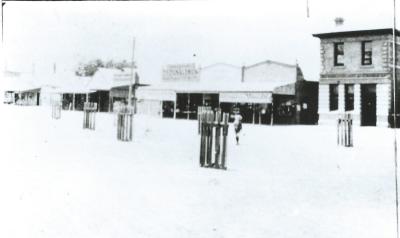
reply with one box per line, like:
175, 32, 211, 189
337, 114, 353, 147
51, 102, 61, 120
83, 102, 97, 130
199, 109, 229, 170
117, 106, 134, 141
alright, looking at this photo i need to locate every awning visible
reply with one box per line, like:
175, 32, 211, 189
136, 89, 176, 101
219, 92, 272, 104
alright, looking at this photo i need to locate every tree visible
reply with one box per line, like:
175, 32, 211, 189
75, 59, 134, 76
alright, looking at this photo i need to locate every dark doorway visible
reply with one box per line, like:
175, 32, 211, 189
189, 93, 202, 119
203, 94, 219, 109
37, 93, 40, 106
162, 101, 175, 118
361, 84, 376, 126
62, 94, 73, 110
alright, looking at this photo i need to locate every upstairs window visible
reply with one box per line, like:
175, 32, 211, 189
345, 84, 354, 111
329, 84, 339, 111
334, 42, 344, 66
361, 41, 372, 65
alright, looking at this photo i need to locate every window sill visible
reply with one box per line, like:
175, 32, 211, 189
333, 66, 346, 69
360, 65, 374, 69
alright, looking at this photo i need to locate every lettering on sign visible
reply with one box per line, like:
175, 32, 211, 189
114, 73, 132, 82
162, 63, 200, 82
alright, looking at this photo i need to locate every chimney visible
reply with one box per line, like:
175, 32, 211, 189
334, 17, 344, 27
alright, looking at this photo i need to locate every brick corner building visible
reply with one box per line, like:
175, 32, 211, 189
313, 28, 400, 127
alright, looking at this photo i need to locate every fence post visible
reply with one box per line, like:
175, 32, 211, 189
337, 114, 353, 147
117, 105, 133, 141
199, 111, 206, 167
214, 110, 222, 168
220, 113, 229, 170
83, 102, 97, 130
199, 110, 228, 170
206, 111, 214, 167
51, 102, 61, 119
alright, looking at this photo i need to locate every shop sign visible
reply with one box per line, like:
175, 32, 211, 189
162, 64, 200, 82
220, 92, 272, 103
114, 73, 132, 83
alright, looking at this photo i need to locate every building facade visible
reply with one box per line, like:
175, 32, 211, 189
136, 61, 318, 125
313, 28, 400, 127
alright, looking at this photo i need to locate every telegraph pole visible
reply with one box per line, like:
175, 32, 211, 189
1, 0, 4, 43
128, 37, 135, 107
393, 1, 399, 238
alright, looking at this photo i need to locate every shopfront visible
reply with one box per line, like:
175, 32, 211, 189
175, 93, 219, 119
219, 92, 273, 124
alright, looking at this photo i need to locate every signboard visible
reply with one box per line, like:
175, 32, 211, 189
162, 63, 200, 82
220, 92, 272, 103
114, 73, 132, 83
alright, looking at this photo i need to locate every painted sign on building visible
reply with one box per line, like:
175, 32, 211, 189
114, 73, 132, 83
162, 64, 200, 82
220, 92, 272, 103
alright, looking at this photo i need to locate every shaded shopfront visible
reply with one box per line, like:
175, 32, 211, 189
175, 93, 219, 119
89, 90, 110, 112
219, 92, 273, 124
62, 93, 87, 110
220, 102, 272, 124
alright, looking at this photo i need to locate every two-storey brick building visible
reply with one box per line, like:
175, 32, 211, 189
313, 28, 399, 127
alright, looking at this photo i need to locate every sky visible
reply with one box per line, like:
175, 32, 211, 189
1, 0, 397, 83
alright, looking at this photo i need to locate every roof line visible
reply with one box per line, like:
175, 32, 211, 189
201, 62, 241, 70
245, 60, 296, 69
313, 28, 400, 38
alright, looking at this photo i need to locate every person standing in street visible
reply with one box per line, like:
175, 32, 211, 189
232, 112, 243, 145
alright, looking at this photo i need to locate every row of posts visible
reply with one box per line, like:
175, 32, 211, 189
198, 107, 229, 170
51, 101, 134, 142
51, 101, 62, 120
83, 102, 97, 130
117, 106, 134, 141
337, 113, 353, 147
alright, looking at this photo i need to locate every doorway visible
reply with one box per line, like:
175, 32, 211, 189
361, 84, 376, 126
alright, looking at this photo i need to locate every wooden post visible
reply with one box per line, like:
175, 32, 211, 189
221, 113, 228, 170
199, 111, 206, 167
214, 110, 221, 168
337, 117, 340, 145
72, 93, 75, 111
252, 103, 255, 124
206, 111, 213, 166
270, 103, 274, 126
173, 100, 177, 119
187, 93, 190, 120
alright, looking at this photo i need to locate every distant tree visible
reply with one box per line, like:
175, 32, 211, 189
105, 60, 114, 68
75, 59, 134, 76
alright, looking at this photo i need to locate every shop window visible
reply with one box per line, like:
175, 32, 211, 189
345, 84, 354, 111
329, 84, 339, 111
334, 42, 344, 66
361, 41, 372, 65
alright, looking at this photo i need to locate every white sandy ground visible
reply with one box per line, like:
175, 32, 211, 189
0, 104, 398, 238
